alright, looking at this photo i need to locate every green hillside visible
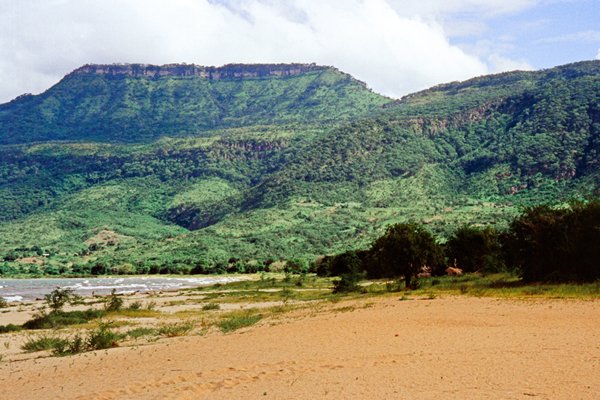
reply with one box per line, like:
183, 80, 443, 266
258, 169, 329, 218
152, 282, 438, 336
0, 61, 598, 275
0, 63, 388, 144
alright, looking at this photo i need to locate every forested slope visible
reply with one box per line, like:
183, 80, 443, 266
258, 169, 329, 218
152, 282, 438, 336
0, 61, 598, 274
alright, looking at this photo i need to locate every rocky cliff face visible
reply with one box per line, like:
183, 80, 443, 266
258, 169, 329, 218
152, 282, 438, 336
70, 63, 327, 80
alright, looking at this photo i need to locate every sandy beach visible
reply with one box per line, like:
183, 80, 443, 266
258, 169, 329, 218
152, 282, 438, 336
1, 292, 598, 399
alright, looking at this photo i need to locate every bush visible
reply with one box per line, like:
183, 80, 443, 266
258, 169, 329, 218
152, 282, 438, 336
127, 301, 142, 310
332, 269, 366, 293
201, 303, 220, 311
44, 288, 81, 312
23, 309, 106, 330
317, 250, 366, 277
104, 289, 124, 311
446, 225, 505, 273
0, 324, 22, 333
218, 311, 262, 333
22, 335, 68, 353
126, 327, 157, 339
505, 201, 600, 282
53, 324, 122, 356
87, 323, 122, 350
53, 334, 86, 356
157, 322, 194, 337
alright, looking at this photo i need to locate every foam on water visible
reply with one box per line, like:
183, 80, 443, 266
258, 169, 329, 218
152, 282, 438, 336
2, 295, 23, 302
63, 283, 148, 291
0, 276, 248, 302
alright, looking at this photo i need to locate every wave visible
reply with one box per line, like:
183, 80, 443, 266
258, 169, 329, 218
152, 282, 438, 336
2, 295, 23, 302
63, 283, 149, 291
0, 276, 249, 302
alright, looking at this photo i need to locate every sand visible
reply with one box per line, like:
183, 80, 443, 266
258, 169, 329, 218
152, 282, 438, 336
1, 295, 598, 399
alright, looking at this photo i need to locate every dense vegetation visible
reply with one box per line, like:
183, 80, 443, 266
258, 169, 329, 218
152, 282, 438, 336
319, 200, 600, 288
0, 63, 387, 144
0, 61, 599, 276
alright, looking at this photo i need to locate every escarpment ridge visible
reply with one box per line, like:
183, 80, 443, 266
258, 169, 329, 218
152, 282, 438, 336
69, 62, 330, 80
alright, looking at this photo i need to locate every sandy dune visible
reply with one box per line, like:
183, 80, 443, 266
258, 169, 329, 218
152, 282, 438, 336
1, 296, 598, 399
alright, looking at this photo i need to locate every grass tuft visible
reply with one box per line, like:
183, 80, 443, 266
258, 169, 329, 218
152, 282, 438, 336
157, 322, 194, 337
218, 310, 262, 333
126, 327, 158, 339
201, 303, 220, 311
22, 335, 68, 353
0, 324, 22, 334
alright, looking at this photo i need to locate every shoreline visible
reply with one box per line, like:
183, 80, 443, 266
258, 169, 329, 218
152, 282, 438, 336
0, 274, 255, 303
1, 293, 598, 399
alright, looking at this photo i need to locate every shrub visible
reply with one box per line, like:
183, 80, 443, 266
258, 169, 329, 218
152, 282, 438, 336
317, 250, 366, 277
445, 225, 505, 273
104, 289, 124, 311
0, 324, 22, 333
218, 311, 262, 333
0, 297, 7, 308
23, 309, 105, 330
53, 334, 86, 356
127, 301, 143, 310
157, 322, 194, 337
22, 335, 68, 353
332, 269, 366, 294
505, 201, 600, 282
44, 288, 81, 312
126, 327, 157, 339
87, 323, 122, 350
284, 259, 308, 274
53, 324, 122, 356
201, 303, 220, 311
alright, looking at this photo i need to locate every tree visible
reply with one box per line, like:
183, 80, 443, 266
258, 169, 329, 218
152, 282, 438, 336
504, 201, 600, 282
367, 223, 443, 288
316, 250, 366, 277
446, 225, 504, 273
504, 205, 568, 281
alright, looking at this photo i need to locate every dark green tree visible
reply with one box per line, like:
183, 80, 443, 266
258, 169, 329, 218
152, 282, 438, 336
446, 225, 504, 273
504, 201, 600, 282
367, 223, 444, 288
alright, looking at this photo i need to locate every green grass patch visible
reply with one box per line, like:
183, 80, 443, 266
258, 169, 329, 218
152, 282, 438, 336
53, 324, 124, 356
201, 303, 220, 311
372, 273, 600, 300
107, 309, 161, 318
218, 310, 262, 333
0, 324, 22, 334
126, 327, 158, 339
22, 335, 68, 353
157, 322, 194, 337
23, 309, 107, 330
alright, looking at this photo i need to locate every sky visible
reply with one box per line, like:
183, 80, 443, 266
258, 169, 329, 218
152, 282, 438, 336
0, 0, 599, 103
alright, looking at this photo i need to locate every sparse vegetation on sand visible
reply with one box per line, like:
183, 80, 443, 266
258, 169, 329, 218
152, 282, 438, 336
217, 310, 262, 333
1, 272, 599, 362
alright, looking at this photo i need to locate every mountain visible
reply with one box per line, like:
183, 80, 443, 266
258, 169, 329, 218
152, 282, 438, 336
0, 63, 388, 143
0, 61, 598, 275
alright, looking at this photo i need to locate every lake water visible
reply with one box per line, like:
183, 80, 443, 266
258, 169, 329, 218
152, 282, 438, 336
0, 276, 246, 302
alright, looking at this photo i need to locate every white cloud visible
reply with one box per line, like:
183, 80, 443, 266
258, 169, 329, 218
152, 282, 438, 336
488, 54, 534, 72
596, 49, 600, 60
0, 0, 540, 103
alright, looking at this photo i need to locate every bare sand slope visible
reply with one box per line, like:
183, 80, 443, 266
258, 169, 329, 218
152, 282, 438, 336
1, 296, 598, 399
